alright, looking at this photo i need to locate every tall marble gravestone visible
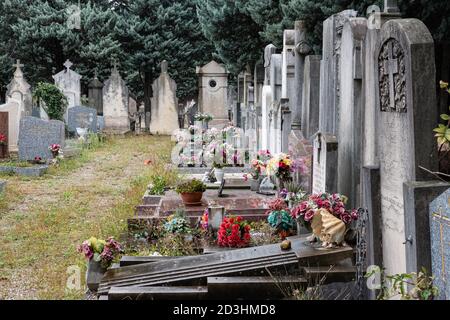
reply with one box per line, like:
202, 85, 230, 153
429, 188, 450, 300
18, 116, 65, 160
0, 60, 31, 152
312, 133, 338, 194
88, 73, 104, 115
68, 106, 98, 133
319, 10, 357, 136
375, 19, 438, 275
337, 18, 367, 209
196, 61, 229, 128
103, 63, 130, 133
53, 60, 82, 119
150, 61, 180, 135
261, 44, 277, 150
301, 55, 321, 140
281, 30, 296, 114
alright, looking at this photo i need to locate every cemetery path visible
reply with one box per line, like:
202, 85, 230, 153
0, 135, 173, 299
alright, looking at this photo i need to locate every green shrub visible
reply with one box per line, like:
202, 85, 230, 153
33, 82, 68, 121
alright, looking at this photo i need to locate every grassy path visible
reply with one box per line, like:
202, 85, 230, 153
0, 135, 172, 299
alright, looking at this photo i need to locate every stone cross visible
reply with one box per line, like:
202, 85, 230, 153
13, 59, 24, 69
383, 41, 399, 111
384, 0, 400, 13
64, 59, 73, 70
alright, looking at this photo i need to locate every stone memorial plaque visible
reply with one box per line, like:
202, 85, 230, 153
18, 116, 65, 160
312, 133, 337, 194
68, 105, 97, 133
429, 188, 450, 300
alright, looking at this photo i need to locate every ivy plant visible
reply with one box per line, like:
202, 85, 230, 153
435, 81, 450, 152
33, 82, 68, 121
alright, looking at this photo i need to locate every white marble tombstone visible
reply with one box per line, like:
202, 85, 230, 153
281, 30, 296, 111
0, 60, 32, 152
196, 61, 229, 128
102, 63, 130, 133
261, 44, 277, 150
53, 60, 82, 119
150, 61, 180, 135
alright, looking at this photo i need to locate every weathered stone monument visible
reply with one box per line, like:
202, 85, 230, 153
68, 106, 98, 133
88, 72, 104, 115
301, 56, 321, 140
374, 18, 438, 275
312, 133, 338, 194
196, 61, 229, 128
0, 60, 32, 152
281, 30, 296, 116
150, 61, 180, 135
18, 116, 65, 160
261, 44, 277, 150
103, 62, 130, 133
337, 18, 367, 208
53, 60, 82, 118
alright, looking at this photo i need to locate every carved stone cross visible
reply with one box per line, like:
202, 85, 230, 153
13, 59, 24, 69
383, 41, 399, 111
64, 59, 73, 70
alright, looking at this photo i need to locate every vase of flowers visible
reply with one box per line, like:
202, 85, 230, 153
78, 237, 122, 291
175, 179, 207, 205
194, 113, 213, 130
248, 159, 265, 191
49, 144, 61, 158
0, 134, 8, 159
217, 216, 251, 248
266, 153, 293, 193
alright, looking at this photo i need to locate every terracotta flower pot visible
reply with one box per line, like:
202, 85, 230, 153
180, 192, 203, 205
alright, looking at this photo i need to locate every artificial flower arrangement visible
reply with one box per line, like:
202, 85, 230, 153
266, 198, 296, 239
217, 216, 251, 248
78, 237, 122, 268
266, 153, 294, 186
164, 210, 191, 234
290, 193, 359, 246
194, 113, 213, 122
49, 144, 61, 157
249, 159, 265, 180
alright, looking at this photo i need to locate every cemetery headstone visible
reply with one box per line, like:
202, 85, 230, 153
281, 30, 296, 116
376, 19, 438, 275
196, 61, 229, 128
150, 61, 180, 135
337, 18, 367, 208
88, 73, 104, 115
429, 188, 450, 300
103, 62, 130, 133
52, 60, 82, 119
18, 116, 65, 161
312, 133, 338, 194
67, 105, 98, 133
319, 10, 357, 136
301, 55, 321, 139
261, 44, 277, 150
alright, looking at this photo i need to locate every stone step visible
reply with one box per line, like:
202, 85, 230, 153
302, 265, 356, 284
108, 286, 208, 301
207, 276, 307, 300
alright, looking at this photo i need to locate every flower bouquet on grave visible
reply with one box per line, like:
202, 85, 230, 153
48, 144, 61, 158
265, 153, 293, 192
217, 216, 251, 248
0, 134, 7, 146
78, 236, 123, 291
266, 198, 296, 240
291, 193, 359, 247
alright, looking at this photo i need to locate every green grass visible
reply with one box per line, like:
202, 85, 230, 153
0, 134, 176, 299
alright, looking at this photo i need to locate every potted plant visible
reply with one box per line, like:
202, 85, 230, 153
175, 179, 207, 205
213, 162, 225, 182
0, 134, 8, 159
78, 237, 122, 291
266, 198, 296, 240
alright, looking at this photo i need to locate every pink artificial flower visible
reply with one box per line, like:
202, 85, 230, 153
304, 209, 316, 222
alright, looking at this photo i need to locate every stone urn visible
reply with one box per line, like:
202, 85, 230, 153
86, 259, 107, 292
180, 192, 204, 206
